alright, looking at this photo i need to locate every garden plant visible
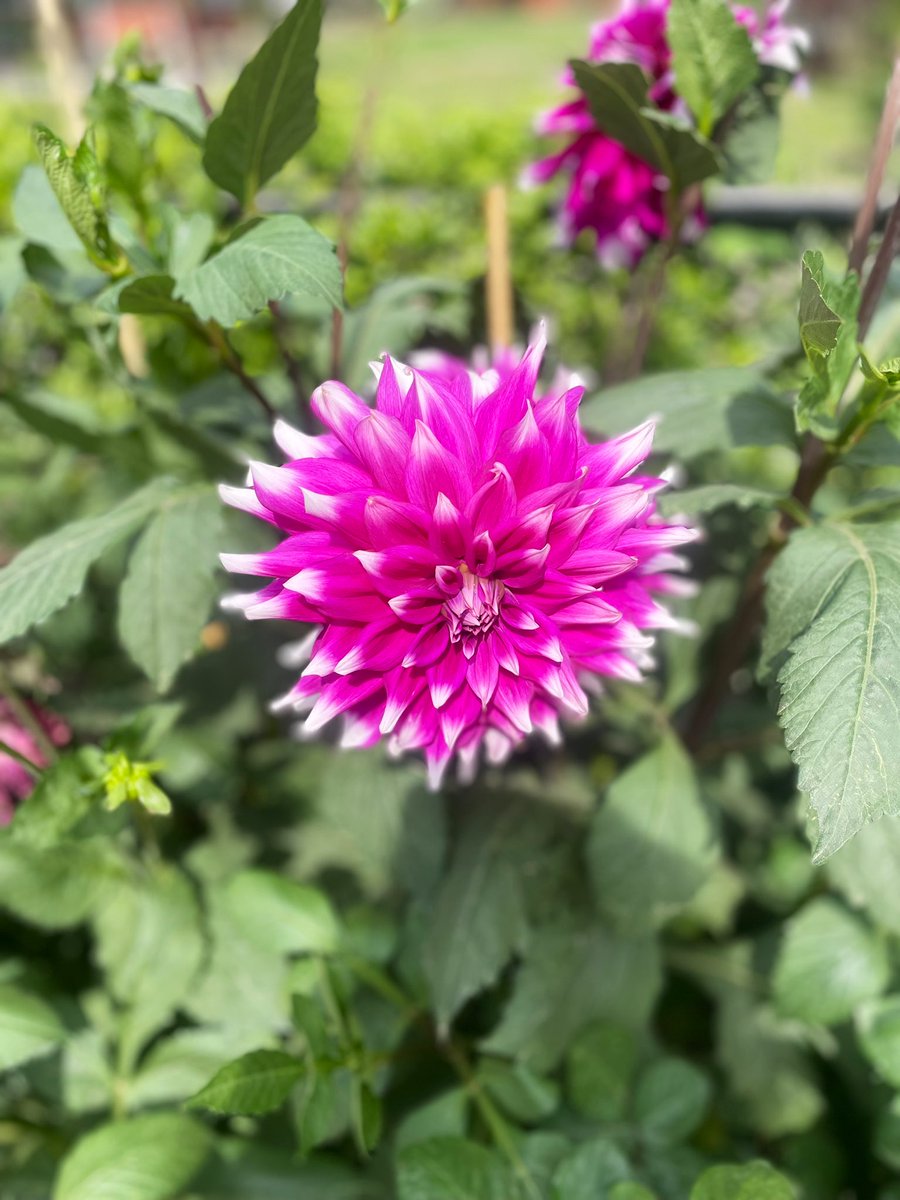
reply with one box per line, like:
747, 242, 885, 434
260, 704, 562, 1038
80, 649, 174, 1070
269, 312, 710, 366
3, 0, 900, 1197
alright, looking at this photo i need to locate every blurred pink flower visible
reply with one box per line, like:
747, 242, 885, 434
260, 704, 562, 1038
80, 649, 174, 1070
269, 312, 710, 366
0, 700, 70, 824
221, 334, 695, 787
527, 0, 808, 269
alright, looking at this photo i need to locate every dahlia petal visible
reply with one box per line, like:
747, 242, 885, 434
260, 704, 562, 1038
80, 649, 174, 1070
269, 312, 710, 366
406, 420, 469, 510
403, 622, 450, 669
380, 668, 427, 734
428, 646, 467, 709
305, 674, 383, 733
273, 419, 330, 461
311, 380, 370, 448
353, 410, 411, 495
218, 483, 279, 526
469, 641, 500, 707
335, 623, 410, 676
365, 495, 428, 546
431, 493, 471, 561
496, 404, 551, 495
582, 420, 656, 485
467, 464, 517, 532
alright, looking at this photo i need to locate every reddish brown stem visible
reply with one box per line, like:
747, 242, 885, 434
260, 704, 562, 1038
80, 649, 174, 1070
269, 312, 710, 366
848, 58, 900, 277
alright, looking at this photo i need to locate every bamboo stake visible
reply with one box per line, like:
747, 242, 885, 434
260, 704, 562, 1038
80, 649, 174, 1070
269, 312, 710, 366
32, 0, 85, 141
485, 184, 514, 352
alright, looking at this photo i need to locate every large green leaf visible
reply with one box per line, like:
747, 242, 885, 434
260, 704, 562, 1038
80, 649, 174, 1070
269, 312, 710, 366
565, 1021, 637, 1123
129, 1027, 264, 1108
174, 215, 341, 326
0, 983, 66, 1072
0, 478, 174, 646
668, 0, 758, 133
92, 862, 204, 1067
570, 60, 722, 190
829, 814, 900, 935
118, 487, 223, 692
203, 0, 322, 205
795, 251, 860, 436
588, 735, 717, 930
856, 996, 900, 1088
633, 1057, 711, 1145
550, 1137, 631, 1200
53, 1112, 210, 1200
773, 898, 889, 1025
188, 1049, 306, 1115
12, 166, 83, 256
0, 839, 119, 929
768, 522, 900, 859
224, 869, 340, 956
396, 1137, 516, 1200
290, 749, 444, 898
422, 798, 531, 1034
580, 366, 793, 460
689, 1161, 796, 1200
799, 251, 842, 358
483, 926, 661, 1071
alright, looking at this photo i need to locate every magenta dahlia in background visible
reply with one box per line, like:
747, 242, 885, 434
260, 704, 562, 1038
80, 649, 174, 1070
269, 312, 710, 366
526, 0, 808, 269
221, 333, 695, 787
0, 700, 70, 824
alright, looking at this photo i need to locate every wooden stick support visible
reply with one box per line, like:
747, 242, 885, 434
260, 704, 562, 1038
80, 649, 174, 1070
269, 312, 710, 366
485, 184, 513, 352
849, 56, 900, 276
32, 0, 85, 141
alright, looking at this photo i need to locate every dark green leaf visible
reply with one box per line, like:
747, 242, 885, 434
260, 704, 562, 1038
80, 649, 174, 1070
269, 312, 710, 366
856, 996, 900, 1088
203, 0, 322, 204
633, 1057, 711, 1144
769, 522, 900, 858
0, 983, 66, 1072
588, 735, 717, 929
689, 1161, 796, 1200
174, 215, 341, 326
773, 898, 889, 1025
0, 478, 174, 646
657, 484, 778, 518
32, 125, 118, 267
225, 868, 340, 955
188, 1049, 306, 1115
668, 0, 758, 133
118, 487, 223, 692
565, 1021, 637, 1122
396, 1137, 516, 1200
52, 1113, 210, 1200
570, 60, 722, 189
550, 1137, 631, 1200
476, 1058, 559, 1124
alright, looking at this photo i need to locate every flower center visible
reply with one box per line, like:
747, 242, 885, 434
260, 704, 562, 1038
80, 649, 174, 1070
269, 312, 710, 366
443, 569, 505, 644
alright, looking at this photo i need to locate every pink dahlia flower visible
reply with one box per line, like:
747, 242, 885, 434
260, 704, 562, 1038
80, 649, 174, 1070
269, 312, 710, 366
527, 0, 808, 268
220, 334, 695, 787
0, 699, 70, 825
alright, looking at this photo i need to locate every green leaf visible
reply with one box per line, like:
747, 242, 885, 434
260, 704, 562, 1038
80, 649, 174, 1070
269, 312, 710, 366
395, 1090, 469, 1152
118, 487, 223, 692
174, 215, 341, 326
550, 1137, 630, 1200
0, 983, 66, 1072
609, 1185, 658, 1200
657, 484, 778, 518
769, 522, 900, 859
422, 799, 530, 1034
570, 60, 722, 190
690, 1161, 796, 1200
565, 1021, 637, 1122
581, 366, 793, 460
128, 82, 207, 142
290, 748, 444, 898
717, 989, 824, 1138
773, 898, 889, 1025
795, 253, 860, 436
396, 1137, 516, 1200
588, 735, 717, 929
799, 251, 842, 358
13, 165, 84, 256
116, 275, 196, 320
633, 1057, 711, 1144
188, 1048, 306, 1115
225, 868, 340, 956
203, 0, 322, 205
829, 814, 900, 936
857, 996, 900, 1088
721, 83, 783, 185
8, 749, 102, 849
32, 125, 118, 268
129, 1027, 264, 1108
53, 1112, 210, 1200
0, 478, 174, 646
0, 839, 119, 929
476, 1058, 559, 1124
668, 0, 758, 133
92, 862, 204, 1065
484, 926, 661, 1072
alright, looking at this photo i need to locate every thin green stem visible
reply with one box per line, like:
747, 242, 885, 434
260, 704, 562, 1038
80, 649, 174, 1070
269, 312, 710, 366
444, 1041, 543, 1200
0, 737, 43, 780
205, 321, 277, 422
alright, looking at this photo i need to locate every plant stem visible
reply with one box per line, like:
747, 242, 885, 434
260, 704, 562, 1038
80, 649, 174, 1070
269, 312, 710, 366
0, 669, 58, 764
205, 321, 277, 422
444, 1040, 543, 1200
268, 300, 312, 430
858, 189, 900, 340
0, 737, 43, 780
848, 57, 900, 277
